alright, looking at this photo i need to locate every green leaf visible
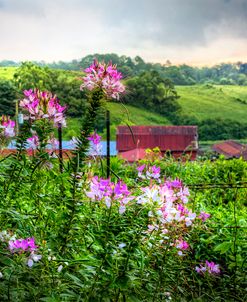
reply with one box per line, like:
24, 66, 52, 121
214, 242, 232, 254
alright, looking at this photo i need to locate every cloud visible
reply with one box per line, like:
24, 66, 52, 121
0, 0, 246, 64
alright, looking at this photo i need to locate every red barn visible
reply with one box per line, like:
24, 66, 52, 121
116, 126, 198, 162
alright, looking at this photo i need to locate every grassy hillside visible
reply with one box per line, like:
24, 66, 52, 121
176, 85, 247, 123
0, 67, 17, 80
63, 103, 170, 140
1, 66, 247, 139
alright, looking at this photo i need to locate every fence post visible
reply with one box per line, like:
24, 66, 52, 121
58, 123, 63, 173
106, 110, 110, 178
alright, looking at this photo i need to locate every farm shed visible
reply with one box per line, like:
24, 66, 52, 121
212, 140, 247, 159
116, 126, 198, 162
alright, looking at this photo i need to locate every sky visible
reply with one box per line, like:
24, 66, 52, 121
0, 0, 247, 65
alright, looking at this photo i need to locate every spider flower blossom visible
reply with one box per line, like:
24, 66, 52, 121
198, 211, 211, 222
27, 135, 40, 149
9, 237, 37, 252
20, 89, 66, 127
88, 131, 102, 155
8, 237, 42, 267
196, 261, 220, 275
0, 115, 15, 138
86, 176, 133, 214
176, 239, 190, 256
80, 60, 125, 100
137, 164, 161, 180
137, 180, 196, 226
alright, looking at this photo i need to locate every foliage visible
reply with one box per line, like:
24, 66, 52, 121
2, 54, 247, 85
0, 80, 17, 116
124, 70, 181, 118
0, 151, 246, 301
13, 62, 86, 118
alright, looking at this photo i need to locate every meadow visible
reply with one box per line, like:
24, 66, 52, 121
176, 85, 247, 123
0, 62, 246, 301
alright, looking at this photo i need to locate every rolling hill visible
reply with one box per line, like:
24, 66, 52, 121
1, 66, 247, 140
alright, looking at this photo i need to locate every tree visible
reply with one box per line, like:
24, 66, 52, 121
123, 70, 181, 119
13, 62, 87, 118
0, 80, 17, 116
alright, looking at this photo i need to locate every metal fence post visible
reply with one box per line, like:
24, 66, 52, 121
106, 110, 110, 178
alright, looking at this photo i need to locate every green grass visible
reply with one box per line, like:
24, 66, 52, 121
0, 67, 17, 80
104, 102, 170, 139
62, 103, 170, 140
176, 85, 247, 123
1, 66, 247, 139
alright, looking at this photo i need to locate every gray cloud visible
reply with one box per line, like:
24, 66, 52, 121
87, 0, 247, 46
0, 0, 247, 64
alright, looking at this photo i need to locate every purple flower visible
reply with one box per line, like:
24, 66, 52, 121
86, 177, 133, 214
20, 89, 66, 127
88, 131, 102, 156
27, 135, 40, 149
80, 60, 125, 100
196, 261, 220, 275
9, 237, 37, 252
137, 164, 146, 172
0, 115, 15, 138
198, 211, 211, 222
176, 239, 190, 250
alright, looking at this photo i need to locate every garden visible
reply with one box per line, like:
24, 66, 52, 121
0, 60, 246, 301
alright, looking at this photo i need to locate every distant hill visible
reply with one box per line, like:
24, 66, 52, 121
176, 85, 247, 123
1, 52, 247, 85
1, 65, 247, 141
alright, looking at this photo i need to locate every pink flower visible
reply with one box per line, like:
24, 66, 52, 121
88, 131, 102, 156
176, 239, 189, 250
80, 60, 125, 100
88, 131, 101, 145
0, 116, 15, 138
196, 261, 220, 275
27, 135, 40, 149
20, 89, 66, 127
86, 177, 133, 214
198, 211, 211, 222
137, 165, 160, 180
47, 137, 59, 151
9, 237, 37, 252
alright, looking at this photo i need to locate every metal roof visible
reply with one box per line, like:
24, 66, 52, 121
117, 126, 198, 152
212, 140, 247, 159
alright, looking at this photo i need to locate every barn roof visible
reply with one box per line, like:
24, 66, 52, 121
117, 125, 197, 135
212, 140, 247, 159
116, 125, 198, 152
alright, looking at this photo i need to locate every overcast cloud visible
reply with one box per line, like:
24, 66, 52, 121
0, 0, 247, 65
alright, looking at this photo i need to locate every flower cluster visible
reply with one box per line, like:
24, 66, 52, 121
20, 89, 66, 127
196, 261, 220, 275
9, 237, 42, 267
0, 115, 15, 138
88, 131, 102, 156
137, 164, 161, 180
80, 60, 125, 100
137, 179, 195, 227
176, 239, 190, 256
0, 233, 42, 268
86, 176, 134, 214
198, 211, 211, 222
9, 237, 37, 251
26, 134, 58, 157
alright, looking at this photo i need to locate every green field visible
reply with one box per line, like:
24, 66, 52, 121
0, 66, 17, 80
176, 85, 247, 123
1, 66, 247, 137
62, 103, 170, 140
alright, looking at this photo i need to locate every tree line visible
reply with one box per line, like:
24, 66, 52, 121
1, 61, 247, 141
1, 54, 247, 85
